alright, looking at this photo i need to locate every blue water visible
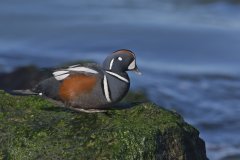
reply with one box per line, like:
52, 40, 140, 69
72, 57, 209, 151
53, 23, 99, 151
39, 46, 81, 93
1, 1, 240, 159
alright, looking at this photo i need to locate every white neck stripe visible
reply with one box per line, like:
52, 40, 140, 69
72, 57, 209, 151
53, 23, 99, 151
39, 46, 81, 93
103, 75, 111, 102
106, 71, 129, 83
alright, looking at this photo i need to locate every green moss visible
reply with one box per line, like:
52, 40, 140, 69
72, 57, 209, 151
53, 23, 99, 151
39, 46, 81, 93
123, 90, 149, 102
0, 90, 207, 160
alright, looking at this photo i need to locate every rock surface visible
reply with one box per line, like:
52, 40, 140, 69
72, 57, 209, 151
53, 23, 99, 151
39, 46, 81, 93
0, 90, 208, 160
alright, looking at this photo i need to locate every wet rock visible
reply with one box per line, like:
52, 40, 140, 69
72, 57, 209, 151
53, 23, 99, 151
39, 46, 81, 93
0, 66, 52, 90
0, 91, 208, 160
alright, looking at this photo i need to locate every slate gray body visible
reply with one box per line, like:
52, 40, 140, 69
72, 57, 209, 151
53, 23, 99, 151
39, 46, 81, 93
32, 49, 140, 109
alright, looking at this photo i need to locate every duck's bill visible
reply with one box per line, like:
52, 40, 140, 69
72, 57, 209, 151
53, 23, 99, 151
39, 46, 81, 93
133, 68, 142, 75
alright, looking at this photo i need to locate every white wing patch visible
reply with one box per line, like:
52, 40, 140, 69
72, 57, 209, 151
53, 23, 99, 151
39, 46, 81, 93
69, 64, 80, 68
67, 67, 98, 74
53, 70, 69, 76
54, 73, 70, 81
53, 66, 98, 81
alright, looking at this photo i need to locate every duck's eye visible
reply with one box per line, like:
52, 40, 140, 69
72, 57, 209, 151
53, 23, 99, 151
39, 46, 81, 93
118, 57, 123, 61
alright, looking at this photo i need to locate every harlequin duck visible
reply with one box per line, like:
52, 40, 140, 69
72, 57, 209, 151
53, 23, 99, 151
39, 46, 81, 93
32, 49, 141, 112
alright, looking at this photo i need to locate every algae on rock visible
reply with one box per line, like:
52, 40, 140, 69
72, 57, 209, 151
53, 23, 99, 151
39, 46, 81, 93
0, 90, 207, 160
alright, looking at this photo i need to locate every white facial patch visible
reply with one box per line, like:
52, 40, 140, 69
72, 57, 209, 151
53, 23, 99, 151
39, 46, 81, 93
128, 59, 136, 70
118, 57, 123, 61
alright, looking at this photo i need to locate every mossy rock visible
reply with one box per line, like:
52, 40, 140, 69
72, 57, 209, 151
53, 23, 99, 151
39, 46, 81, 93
0, 90, 207, 160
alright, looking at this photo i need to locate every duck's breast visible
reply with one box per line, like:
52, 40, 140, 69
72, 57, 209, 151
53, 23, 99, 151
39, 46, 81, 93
105, 72, 130, 103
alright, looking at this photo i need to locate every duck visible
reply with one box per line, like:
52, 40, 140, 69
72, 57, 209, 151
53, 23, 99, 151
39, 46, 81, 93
31, 49, 141, 112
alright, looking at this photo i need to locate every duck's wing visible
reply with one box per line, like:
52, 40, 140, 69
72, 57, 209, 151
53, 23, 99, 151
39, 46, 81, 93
53, 63, 102, 81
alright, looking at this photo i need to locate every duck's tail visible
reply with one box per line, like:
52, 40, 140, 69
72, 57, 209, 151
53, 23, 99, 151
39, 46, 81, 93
7, 89, 40, 96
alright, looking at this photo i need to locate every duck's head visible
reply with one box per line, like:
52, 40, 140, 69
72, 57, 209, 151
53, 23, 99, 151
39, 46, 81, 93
103, 49, 141, 75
